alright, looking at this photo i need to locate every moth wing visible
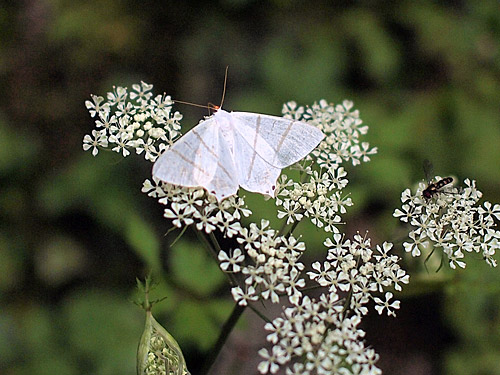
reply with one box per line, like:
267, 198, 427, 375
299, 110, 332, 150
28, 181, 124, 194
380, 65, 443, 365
153, 118, 219, 187
152, 118, 239, 201
232, 130, 281, 197
231, 112, 324, 168
202, 133, 240, 201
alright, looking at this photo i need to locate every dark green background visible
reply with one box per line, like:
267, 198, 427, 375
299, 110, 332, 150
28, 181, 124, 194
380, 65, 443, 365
1, 1, 500, 374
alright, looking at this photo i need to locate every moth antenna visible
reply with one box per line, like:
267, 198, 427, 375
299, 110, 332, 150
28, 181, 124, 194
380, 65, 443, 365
173, 99, 217, 111
220, 66, 229, 109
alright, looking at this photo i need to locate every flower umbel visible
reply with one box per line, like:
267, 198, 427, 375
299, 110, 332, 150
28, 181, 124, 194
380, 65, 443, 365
83, 82, 182, 160
394, 177, 500, 268
258, 232, 407, 374
85, 84, 403, 375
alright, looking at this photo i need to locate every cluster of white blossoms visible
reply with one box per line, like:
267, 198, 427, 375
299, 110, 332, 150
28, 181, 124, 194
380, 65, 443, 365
84, 83, 403, 375
276, 100, 377, 233
258, 233, 408, 375
83, 82, 182, 160
394, 178, 500, 268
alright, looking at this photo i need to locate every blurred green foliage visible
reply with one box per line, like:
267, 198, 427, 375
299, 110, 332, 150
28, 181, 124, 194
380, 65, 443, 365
1, 0, 500, 374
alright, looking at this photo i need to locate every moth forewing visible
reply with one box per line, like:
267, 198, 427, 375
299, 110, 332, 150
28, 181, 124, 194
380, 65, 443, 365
153, 118, 219, 187
153, 117, 241, 201
232, 128, 283, 197
232, 112, 325, 168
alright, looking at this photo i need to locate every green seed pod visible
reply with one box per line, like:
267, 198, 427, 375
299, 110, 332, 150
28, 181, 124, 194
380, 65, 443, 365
137, 310, 190, 375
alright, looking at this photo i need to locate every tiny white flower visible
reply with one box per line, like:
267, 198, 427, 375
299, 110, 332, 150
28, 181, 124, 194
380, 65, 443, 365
107, 85, 128, 105
85, 94, 109, 117
374, 292, 400, 317
218, 249, 245, 272
258, 346, 288, 374
231, 286, 258, 306
83, 129, 108, 156
130, 81, 153, 101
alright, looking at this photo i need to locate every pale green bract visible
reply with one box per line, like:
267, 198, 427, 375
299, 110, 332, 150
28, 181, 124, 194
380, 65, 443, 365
137, 311, 190, 375
136, 278, 190, 375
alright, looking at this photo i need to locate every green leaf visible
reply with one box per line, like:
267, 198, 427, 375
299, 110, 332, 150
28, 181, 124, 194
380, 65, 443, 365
172, 298, 234, 350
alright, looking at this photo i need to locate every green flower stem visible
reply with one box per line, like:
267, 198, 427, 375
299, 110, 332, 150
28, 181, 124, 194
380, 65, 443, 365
194, 228, 238, 286
283, 216, 302, 238
194, 227, 218, 261
247, 304, 272, 323
200, 303, 246, 375
208, 232, 223, 254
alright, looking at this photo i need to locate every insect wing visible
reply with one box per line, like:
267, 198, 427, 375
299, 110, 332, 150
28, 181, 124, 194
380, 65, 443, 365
231, 112, 325, 168
152, 118, 239, 200
423, 159, 434, 182
202, 131, 240, 201
231, 126, 282, 197
153, 118, 219, 187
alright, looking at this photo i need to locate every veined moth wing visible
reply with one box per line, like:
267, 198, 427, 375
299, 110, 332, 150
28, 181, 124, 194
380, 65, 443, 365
152, 117, 239, 201
231, 112, 325, 168
231, 127, 282, 196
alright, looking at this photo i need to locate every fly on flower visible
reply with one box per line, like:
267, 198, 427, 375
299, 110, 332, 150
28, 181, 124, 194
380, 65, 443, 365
422, 160, 453, 200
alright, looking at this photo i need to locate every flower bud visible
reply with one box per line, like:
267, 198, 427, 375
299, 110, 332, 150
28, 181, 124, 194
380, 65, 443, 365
137, 310, 190, 375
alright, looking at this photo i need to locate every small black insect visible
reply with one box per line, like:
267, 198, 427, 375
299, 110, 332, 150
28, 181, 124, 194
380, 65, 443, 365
422, 176, 453, 199
422, 159, 453, 199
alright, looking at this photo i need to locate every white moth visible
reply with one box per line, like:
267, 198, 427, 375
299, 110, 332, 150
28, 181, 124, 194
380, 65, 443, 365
153, 108, 325, 201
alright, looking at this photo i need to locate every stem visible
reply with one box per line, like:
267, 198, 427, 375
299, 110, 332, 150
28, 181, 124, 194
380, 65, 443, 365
200, 303, 246, 375
208, 232, 223, 254
199, 166, 318, 374
248, 303, 272, 323
169, 225, 188, 247
194, 228, 238, 287
278, 219, 289, 236
283, 217, 302, 238
194, 228, 219, 261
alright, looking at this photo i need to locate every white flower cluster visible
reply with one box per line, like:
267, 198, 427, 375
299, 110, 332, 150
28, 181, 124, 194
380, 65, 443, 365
276, 100, 377, 233
227, 219, 308, 306
394, 178, 500, 268
259, 296, 380, 375
309, 234, 408, 313
283, 100, 377, 169
258, 233, 406, 375
84, 84, 398, 375
142, 164, 309, 310
83, 82, 182, 160
142, 177, 252, 234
